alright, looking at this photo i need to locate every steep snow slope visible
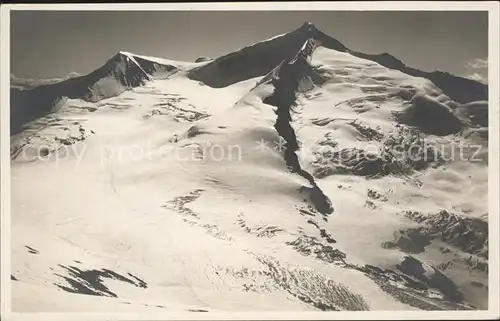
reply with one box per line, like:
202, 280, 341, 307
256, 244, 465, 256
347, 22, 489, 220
11, 28, 488, 312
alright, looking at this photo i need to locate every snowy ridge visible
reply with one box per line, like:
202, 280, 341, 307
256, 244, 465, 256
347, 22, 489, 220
189, 22, 487, 104
10, 51, 187, 134
117, 51, 153, 80
289, 38, 318, 65
121, 51, 211, 70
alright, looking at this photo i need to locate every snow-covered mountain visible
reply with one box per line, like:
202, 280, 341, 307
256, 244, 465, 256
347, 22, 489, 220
10, 23, 489, 312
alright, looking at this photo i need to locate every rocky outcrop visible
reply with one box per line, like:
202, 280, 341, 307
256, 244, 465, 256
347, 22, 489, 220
402, 210, 488, 258
257, 39, 333, 215
312, 123, 444, 180
396, 256, 464, 303
195, 57, 212, 63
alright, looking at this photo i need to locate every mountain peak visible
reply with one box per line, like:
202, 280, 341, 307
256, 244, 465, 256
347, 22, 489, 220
301, 21, 315, 27
298, 22, 319, 33
117, 50, 137, 58
113, 51, 137, 61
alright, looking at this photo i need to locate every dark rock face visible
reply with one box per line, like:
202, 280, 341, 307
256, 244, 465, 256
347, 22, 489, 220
396, 256, 464, 303
312, 124, 445, 180
262, 41, 322, 175
459, 101, 488, 127
403, 210, 488, 258
393, 94, 465, 136
383, 229, 433, 254
55, 265, 147, 298
352, 158, 384, 176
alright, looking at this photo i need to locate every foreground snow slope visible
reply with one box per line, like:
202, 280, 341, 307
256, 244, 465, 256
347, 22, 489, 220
11, 29, 488, 312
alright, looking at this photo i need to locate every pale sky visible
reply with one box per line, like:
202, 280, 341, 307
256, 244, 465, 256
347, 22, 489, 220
10, 11, 488, 82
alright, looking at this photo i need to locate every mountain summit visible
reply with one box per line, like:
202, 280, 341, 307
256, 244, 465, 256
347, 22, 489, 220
187, 22, 348, 87
189, 23, 486, 104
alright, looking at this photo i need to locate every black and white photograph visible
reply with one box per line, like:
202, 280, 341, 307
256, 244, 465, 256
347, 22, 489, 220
1, 2, 499, 319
